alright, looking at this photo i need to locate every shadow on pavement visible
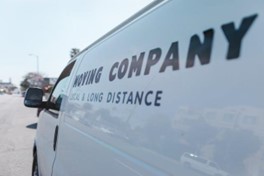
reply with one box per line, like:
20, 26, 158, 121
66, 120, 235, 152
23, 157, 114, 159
26, 123, 38, 129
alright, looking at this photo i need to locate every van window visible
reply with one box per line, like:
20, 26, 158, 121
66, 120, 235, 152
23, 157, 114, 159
48, 61, 75, 111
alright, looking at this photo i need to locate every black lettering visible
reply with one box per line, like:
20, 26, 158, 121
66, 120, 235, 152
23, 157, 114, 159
107, 92, 112, 103
95, 67, 103, 83
222, 14, 258, 59
154, 91, 162, 106
116, 92, 121, 103
112, 92, 115, 103
73, 75, 79, 87
85, 71, 91, 85
144, 48, 162, 75
87, 93, 90, 101
186, 29, 214, 68
145, 91, 153, 106
118, 59, 129, 79
122, 92, 128, 103
109, 62, 119, 81
127, 92, 133, 104
160, 42, 179, 72
91, 93, 103, 102
82, 72, 88, 86
88, 69, 96, 84
135, 91, 143, 105
91, 93, 95, 101
78, 74, 83, 86
87, 92, 104, 102
128, 52, 145, 78
99, 93, 103, 102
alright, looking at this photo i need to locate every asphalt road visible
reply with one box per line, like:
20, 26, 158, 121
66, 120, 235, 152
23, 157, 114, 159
0, 94, 37, 176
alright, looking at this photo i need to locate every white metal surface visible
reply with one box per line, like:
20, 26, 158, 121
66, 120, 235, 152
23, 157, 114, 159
35, 1, 264, 176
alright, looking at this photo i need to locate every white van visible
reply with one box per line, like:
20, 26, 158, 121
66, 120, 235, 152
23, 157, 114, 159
24, 1, 264, 176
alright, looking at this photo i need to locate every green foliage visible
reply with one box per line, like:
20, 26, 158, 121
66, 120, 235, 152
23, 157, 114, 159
20, 72, 44, 91
70, 48, 80, 59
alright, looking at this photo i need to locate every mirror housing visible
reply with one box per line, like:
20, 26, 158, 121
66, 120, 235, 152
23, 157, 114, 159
24, 88, 44, 108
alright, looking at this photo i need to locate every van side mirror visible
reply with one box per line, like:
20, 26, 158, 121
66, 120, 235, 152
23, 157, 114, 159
24, 88, 44, 108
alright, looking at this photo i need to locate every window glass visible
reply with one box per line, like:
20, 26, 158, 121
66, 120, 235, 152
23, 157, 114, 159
49, 61, 75, 111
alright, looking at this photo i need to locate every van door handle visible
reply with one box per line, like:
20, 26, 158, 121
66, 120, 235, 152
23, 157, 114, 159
53, 125, 59, 151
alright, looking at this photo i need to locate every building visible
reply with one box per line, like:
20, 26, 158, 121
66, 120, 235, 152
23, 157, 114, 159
0, 81, 16, 94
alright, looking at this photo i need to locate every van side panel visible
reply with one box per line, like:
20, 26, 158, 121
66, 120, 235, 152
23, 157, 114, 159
53, 1, 264, 176
35, 53, 84, 176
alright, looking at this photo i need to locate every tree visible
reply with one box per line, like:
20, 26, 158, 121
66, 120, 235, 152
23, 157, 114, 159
20, 72, 44, 91
213, 129, 261, 174
70, 48, 80, 59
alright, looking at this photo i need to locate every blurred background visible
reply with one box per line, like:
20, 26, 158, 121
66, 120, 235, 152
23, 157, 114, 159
0, 0, 153, 95
0, 1, 153, 175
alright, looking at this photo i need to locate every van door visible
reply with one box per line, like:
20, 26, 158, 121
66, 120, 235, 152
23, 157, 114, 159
36, 61, 75, 176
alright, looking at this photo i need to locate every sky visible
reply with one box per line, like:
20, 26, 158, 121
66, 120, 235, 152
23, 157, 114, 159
0, 0, 153, 87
